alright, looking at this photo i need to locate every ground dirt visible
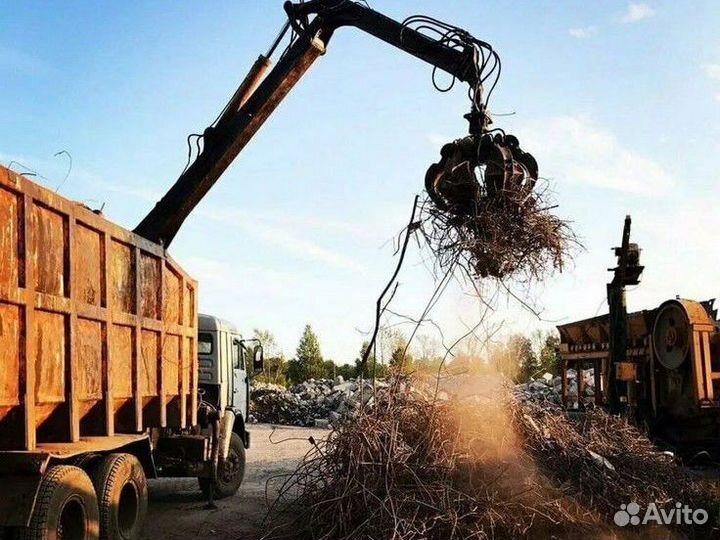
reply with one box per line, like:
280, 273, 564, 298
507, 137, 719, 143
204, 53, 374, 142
142, 424, 327, 540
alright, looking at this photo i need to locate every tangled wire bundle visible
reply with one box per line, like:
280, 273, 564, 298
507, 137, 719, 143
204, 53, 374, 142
269, 384, 590, 540
513, 399, 718, 536
419, 179, 576, 282
268, 380, 718, 540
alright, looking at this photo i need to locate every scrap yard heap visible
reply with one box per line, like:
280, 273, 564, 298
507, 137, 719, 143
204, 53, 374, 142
1, 2, 714, 540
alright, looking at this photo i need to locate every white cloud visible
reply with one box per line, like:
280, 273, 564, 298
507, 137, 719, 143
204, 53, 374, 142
91, 178, 362, 271
519, 116, 673, 195
716, 93, 720, 103
702, 63, 720, 82
568, 26, 597, 39
198, 207, 360, 272
620, 3, 655, 23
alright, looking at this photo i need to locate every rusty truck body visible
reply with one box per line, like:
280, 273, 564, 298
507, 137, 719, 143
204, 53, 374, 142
0, 164, 259, 540
0, 164, 203, 524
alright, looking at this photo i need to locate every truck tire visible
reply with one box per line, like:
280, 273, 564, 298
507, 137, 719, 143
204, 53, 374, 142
90, 454, 148, 540
199, 432, 246, 499
21, 465, 99, 540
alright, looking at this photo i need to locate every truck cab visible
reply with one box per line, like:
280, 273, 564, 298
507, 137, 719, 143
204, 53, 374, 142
197, 314, 263, 449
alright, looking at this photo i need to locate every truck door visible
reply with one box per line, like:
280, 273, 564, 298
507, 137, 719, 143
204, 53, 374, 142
231, 335, 248, 419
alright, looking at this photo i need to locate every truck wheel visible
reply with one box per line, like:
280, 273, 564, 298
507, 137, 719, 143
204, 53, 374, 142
21, 465, 99, 540
199, 432, 246, 499
90, 454, 148, 540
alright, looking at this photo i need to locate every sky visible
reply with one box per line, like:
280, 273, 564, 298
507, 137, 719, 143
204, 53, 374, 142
2, 1, 720, 364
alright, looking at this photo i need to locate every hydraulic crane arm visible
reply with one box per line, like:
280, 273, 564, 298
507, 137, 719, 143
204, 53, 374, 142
135, 1, 487, 246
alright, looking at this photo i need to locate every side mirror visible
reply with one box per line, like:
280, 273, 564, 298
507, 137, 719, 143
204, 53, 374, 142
253, 345, 264, 372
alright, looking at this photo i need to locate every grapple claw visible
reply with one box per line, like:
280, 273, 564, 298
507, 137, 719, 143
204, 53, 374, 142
425, 133, 538, 216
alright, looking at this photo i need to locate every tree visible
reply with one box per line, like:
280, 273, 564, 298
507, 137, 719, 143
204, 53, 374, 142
253, 328, 279, 357
513, 334, 539, 383
389, 333, 415, 374
295, 324, 325, 380
323, 359, 337, 379
538, 333, 560, 375
254, 353, 288, 386
354, 340, 388, 379
488, 335, 526, 381
252, 329, 286, 385
285, 359, 304, 385
336, 363, 356, 380
415, 335, 443, 374
529, 329, 561, 376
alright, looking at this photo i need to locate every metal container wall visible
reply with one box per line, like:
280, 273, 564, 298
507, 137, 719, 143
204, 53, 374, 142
0, 165, 198, 451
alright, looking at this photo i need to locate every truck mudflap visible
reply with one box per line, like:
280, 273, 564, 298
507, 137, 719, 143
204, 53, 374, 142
0, 452, 50, 527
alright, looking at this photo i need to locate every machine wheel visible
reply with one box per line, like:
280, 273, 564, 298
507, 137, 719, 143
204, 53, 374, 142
21, 465, 99, 540
199, 432, 246, 499
90, 454, 148, 540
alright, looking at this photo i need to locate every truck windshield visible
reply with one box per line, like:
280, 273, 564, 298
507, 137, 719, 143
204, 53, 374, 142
198, 333, 213, 354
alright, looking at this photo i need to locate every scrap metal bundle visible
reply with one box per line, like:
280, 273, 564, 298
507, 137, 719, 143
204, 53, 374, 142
267, 378, 717, 540
513, 399, 717, 536
267, 382, 590, 540
422, 133, 575, 280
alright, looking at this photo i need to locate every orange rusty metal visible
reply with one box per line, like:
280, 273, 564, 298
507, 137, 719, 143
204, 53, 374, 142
615, 362, 637, 381
0, 165, 198, 452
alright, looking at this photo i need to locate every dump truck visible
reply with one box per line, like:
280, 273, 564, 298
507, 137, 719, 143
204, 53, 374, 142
557, 216, 720, 459
1, 1, 538, 539
0, 163, 263, 539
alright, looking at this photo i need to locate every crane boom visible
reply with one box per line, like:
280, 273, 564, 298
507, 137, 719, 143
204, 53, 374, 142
134, 1, 484, 246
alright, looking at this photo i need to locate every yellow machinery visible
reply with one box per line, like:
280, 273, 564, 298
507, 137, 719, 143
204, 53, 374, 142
557, 218, 720, 456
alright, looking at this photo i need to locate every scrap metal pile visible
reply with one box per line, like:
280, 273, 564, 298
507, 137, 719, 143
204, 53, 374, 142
515, 399, 717, 534
249, 378, 382, 427
267, 378, 717, 540
515, 368, 596, 406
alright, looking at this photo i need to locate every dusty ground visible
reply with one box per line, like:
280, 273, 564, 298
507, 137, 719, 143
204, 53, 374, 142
142, 423, 327, 540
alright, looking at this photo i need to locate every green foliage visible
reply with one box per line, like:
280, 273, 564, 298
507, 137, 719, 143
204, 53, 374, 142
390, 344, 415, 374
336, 363, 356, 380
296, 324, 325, 380
323, 360, 337, 379
513, 334, 539, 383
254, 354, 288, 386
354, 340, 389, 379
252, 329, 287, 385
286, 359, 304, 385
538, 333, 560, 375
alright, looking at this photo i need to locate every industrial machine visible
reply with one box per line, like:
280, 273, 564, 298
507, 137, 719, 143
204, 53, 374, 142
558, 216, 720, 458
0, 1, 537, 539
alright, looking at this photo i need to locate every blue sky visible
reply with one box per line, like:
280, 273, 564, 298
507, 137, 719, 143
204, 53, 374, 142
2, 1, 720, 363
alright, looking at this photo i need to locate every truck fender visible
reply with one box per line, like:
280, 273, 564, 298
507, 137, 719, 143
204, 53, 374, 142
231, 414, 250, 449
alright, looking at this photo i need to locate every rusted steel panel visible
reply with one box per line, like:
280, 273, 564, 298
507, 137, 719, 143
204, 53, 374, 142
140, 253, 161, 319
140, 330, 160, 397
0, 165, 198, 451
0, 304, 22, 412
30, 203, 67, 297
74, 223, 103, 306
163, 265, 182, 324
0, 185, 21, 289
111, 325, 135, 399
76, 318, 103, 401
557, 309, 651, 351
109, 240, 135, 314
